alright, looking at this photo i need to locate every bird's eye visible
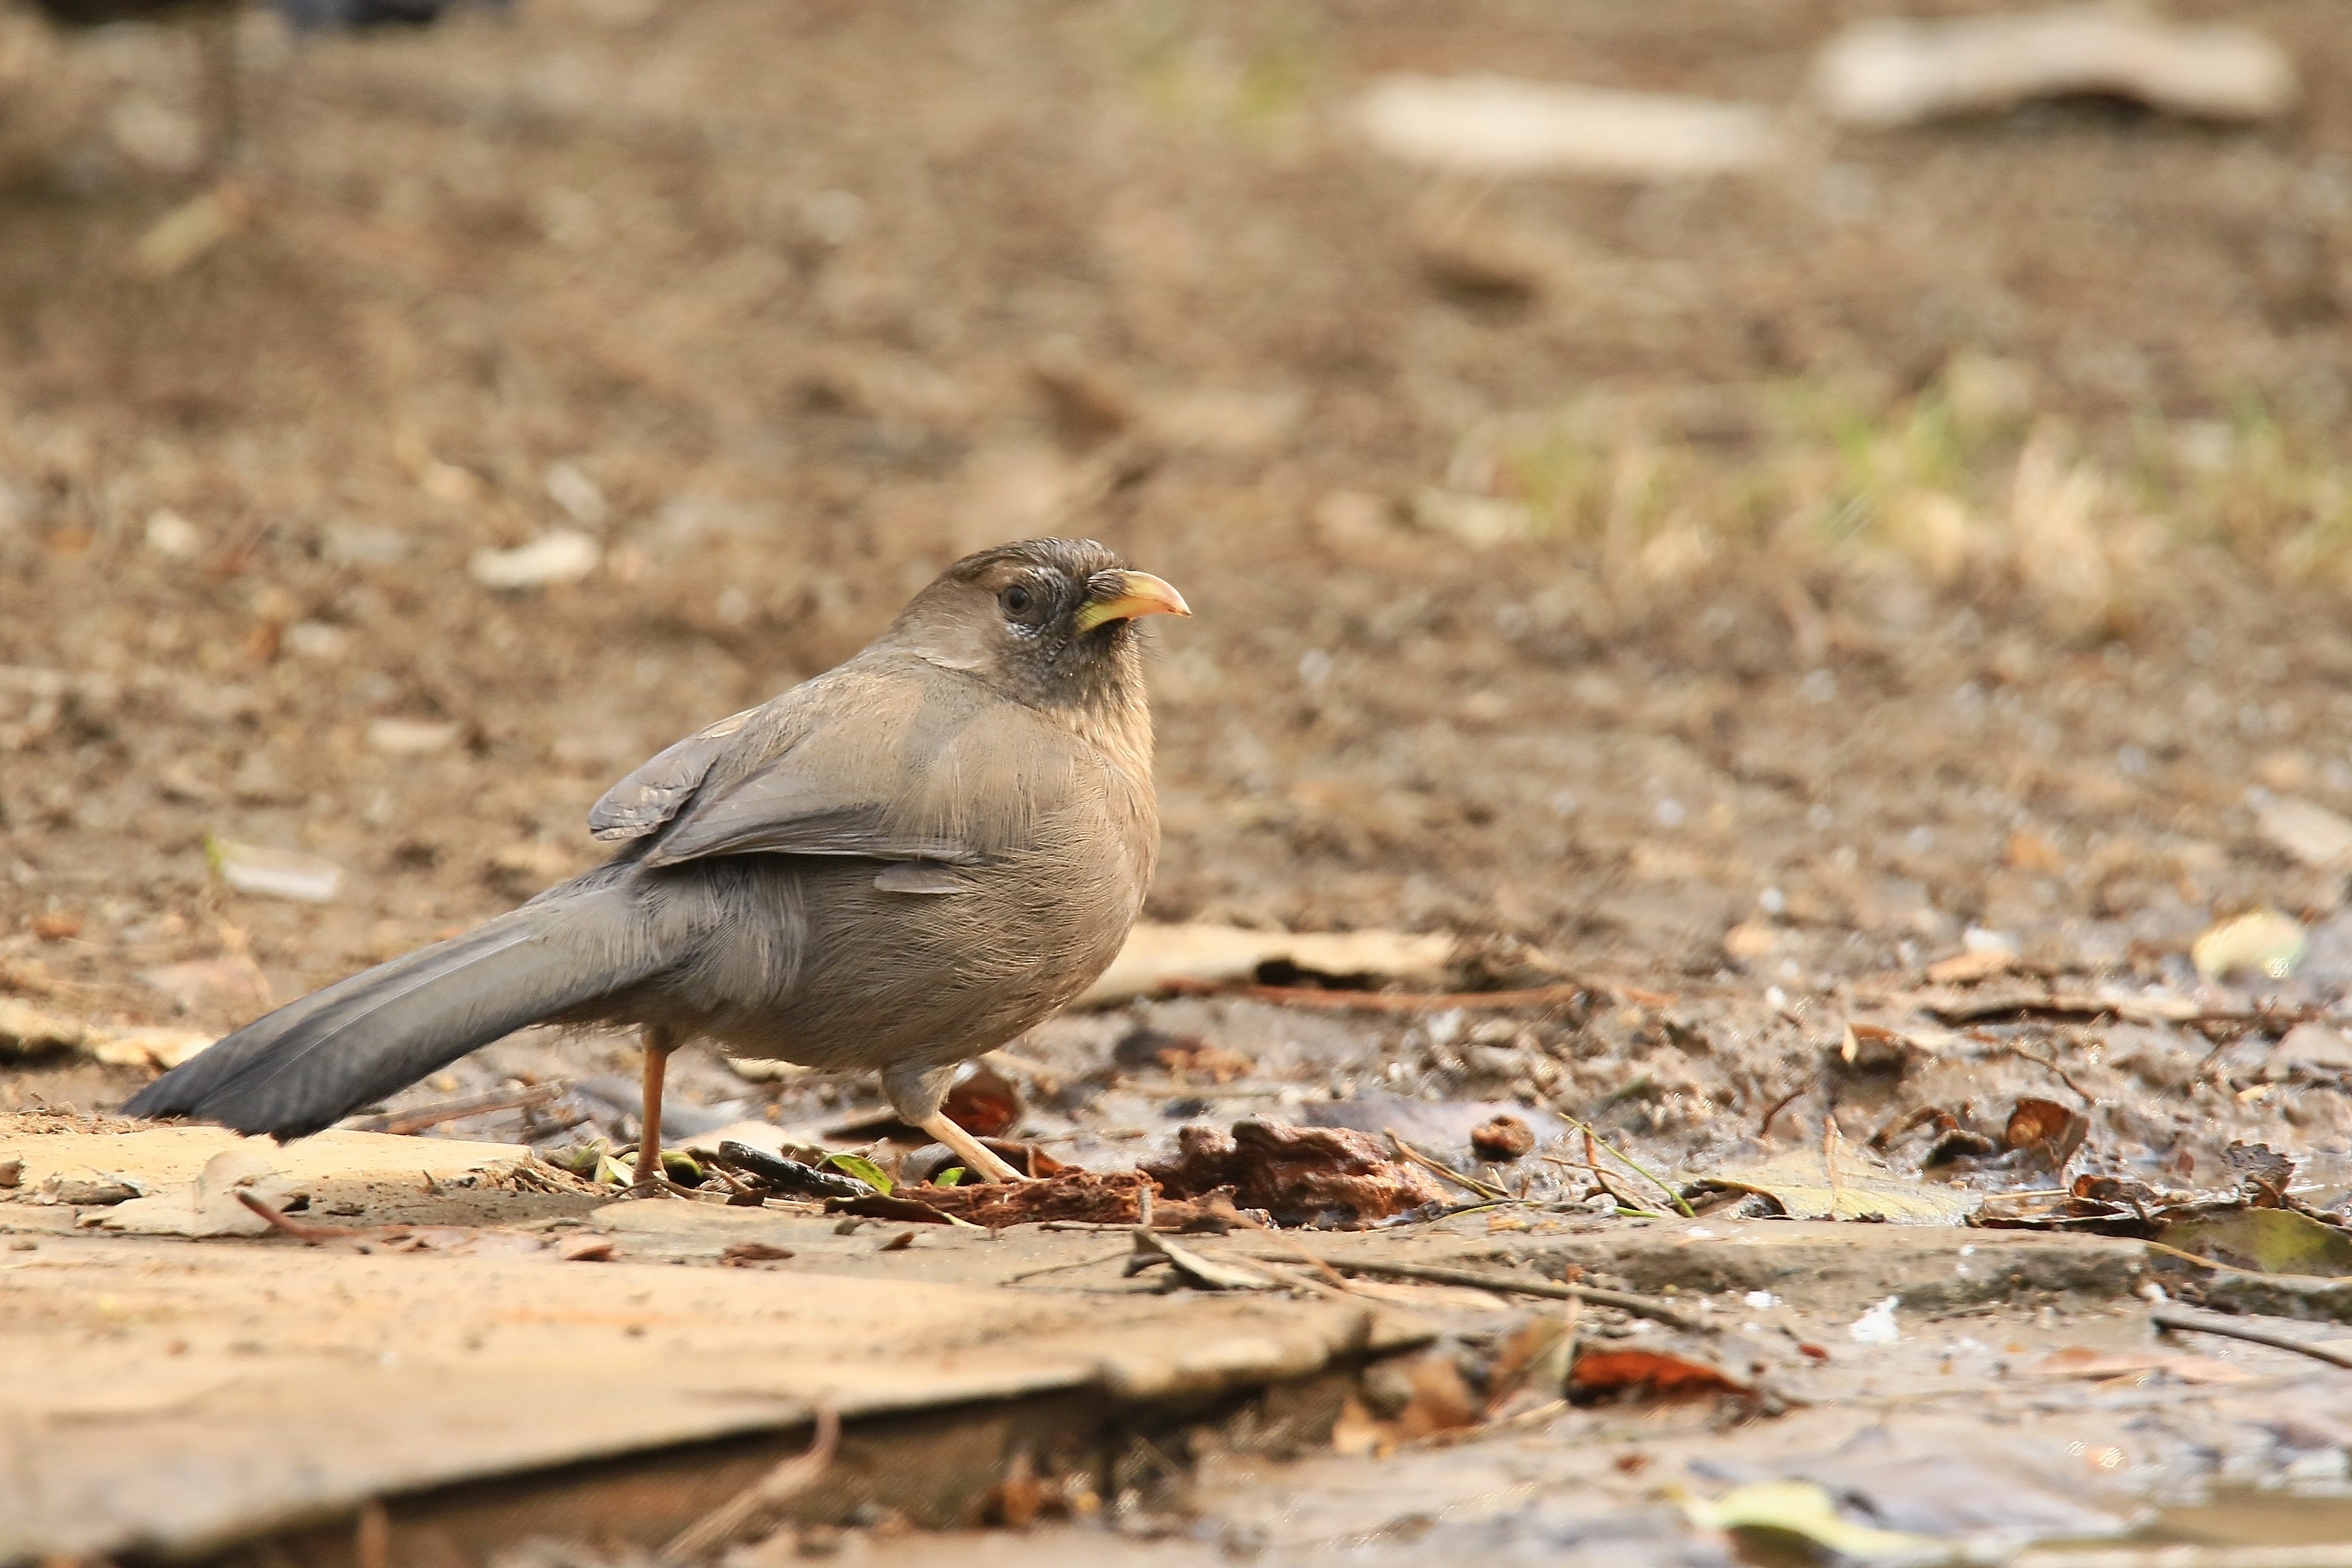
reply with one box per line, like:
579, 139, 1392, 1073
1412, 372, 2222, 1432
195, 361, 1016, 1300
999, 584, 1034, 618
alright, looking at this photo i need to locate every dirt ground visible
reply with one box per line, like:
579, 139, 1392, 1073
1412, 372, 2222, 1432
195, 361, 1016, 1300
7, 0, 2352, 1561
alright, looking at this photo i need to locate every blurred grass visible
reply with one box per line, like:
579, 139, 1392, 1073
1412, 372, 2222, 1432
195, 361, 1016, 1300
1428, 355, 2352, 639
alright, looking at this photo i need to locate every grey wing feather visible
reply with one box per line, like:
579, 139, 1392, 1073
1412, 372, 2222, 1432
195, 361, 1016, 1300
588, 707, 758, 841
607, 664, 1076, 873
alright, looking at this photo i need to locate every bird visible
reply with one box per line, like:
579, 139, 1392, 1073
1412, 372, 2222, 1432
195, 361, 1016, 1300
125, 538, 1190, 1186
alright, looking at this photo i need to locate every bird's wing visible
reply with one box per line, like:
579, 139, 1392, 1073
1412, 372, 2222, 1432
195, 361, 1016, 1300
592, 665, 1083, 871
587, 706, 762, 841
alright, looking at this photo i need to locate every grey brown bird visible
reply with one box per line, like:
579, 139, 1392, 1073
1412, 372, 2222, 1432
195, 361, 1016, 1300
125, 539, 1190, 1184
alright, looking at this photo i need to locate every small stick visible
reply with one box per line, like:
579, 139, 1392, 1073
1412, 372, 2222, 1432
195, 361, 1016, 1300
2000, 1042, 2096, 1104
1235, 1251, 1711, 1334
662, 1406, 841, 1562
237, 1190, 363, 1243
1157, 978, 1670, 1011
1563, 1115, 1695, 1219
352, 1083, 565, 1136
2152, 1306, 2352, 1372
1757, 1082, 1807, 1139
1386, 1131, 1511, 1200
1539, 1157, 1670, 1218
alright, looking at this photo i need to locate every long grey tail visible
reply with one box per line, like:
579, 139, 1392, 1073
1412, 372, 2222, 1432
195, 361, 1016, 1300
123, 884, 662, 1139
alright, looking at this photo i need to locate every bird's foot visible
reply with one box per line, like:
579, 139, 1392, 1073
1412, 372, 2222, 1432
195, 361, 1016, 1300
916, 1112, 1033, 1183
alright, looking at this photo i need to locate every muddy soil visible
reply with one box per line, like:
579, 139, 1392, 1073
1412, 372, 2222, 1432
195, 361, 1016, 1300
5, 1, 2352, 1561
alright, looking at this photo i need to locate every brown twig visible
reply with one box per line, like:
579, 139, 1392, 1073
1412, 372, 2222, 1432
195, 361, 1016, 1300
1999, 1042, 2096, 1104
1757, 1082, 1808, 1139
2152, 1306, 2352, 1372
1386, 1131, 1511, 1200
662, 1406, 841, 1561
1539, 1156, 1668, 1218
237, 1190, 363, 1242
1236, 1251, 1712, 1334
1157, 978, 1669, 1012
348, 1083, 567, 1136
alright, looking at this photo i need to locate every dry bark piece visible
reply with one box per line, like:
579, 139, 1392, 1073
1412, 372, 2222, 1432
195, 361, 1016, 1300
923, 1169, 1156, 1227
1142, 1121, 1449, 1226
1352, 74, 1780, 178
721, 1241, 795, 1266
1813, 6, 2296, 127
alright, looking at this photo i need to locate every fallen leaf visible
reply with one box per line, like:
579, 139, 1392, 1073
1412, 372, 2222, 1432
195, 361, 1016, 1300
2158, 1207, 2352, 1277
1486, 1312, 1576, 1415
2257, 796, 2352, 872
1814, 10, 2296, 126
97, 1147, 299, 1237
1128, 1228, 1278, 1291
2025, 1347, 2255, 1385
1392, 1351, 1481, 1440
1573, 1346, 1750, 1398
1925, 948, 2013, 985
1329, 1393, 1385, 1456
825, 1153, 894, 1195
1694, 1127, 1976, 1224
208, 838, 344, 903
469, 530, 600, 590
721, 1241, 795, 1266
1353, 74, 1780, 178
1683, 1479, 1943, 1563
2192, 909, 2305, 981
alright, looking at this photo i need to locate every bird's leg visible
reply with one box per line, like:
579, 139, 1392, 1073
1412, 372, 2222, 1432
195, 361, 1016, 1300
634, 1024, 678, 1191
916, 1113, 1031, 1185
884, 1063, 1032, 1183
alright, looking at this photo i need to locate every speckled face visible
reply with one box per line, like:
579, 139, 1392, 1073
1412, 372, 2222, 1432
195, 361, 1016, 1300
898, 539, 1188, 706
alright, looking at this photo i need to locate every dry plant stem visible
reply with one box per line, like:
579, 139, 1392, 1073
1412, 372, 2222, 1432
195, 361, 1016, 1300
237, 1190, 363, 1242
1566, 1116, 1695, 1219
2140, 1239, 2301, 1279
1541, 1157, 1669, 1218
918, 1112, 1031, 1183
2000, 1042, 2096, 1103
635, 1025, 676, 1190
1162, 978, 1671, 1011
1244, 1253, 1711, 1334
1386, 1131, 1510, 1199
663, 1406, 841, 1561
358, 1083, 565, 1136
1224, 1208, 1363, 1293
2151, 1306, 2352, 1372
1757, 1082, 1807, 1138
2011, 1543, 2352, 1567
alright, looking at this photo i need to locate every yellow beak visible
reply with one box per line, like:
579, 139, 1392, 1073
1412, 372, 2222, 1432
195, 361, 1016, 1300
1074, 570, 1191, 633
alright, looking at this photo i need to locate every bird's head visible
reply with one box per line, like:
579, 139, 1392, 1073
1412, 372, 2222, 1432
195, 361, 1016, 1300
879, 537, 1190, 714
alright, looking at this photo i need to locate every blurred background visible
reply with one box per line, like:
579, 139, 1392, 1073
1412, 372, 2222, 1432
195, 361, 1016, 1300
2, 0, 2349, 1105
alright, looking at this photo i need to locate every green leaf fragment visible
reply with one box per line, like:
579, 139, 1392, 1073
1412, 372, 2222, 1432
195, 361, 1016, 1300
826, 1153, 893, 1196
